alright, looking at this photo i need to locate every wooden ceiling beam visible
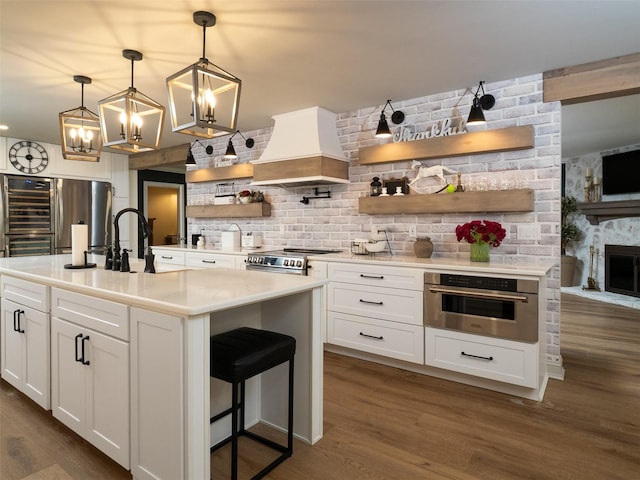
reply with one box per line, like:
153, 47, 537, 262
128, 143, 190, 170
543, 52, 640, 105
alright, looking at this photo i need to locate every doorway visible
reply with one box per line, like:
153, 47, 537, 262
137, 170, 186, 258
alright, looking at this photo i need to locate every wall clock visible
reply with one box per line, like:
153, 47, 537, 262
9, 140, 49, 174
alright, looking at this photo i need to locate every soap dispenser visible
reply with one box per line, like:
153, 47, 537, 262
144, 247, 156, 274
120, 249, 131, 273
104, 246, 113, 270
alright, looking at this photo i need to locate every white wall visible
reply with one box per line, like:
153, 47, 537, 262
563, 143, 640, 288
186, 74, 564, 368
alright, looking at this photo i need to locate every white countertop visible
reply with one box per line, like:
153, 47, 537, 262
0, 254, 326, 316
152, 244, 555, 277
309, 252, 555, 278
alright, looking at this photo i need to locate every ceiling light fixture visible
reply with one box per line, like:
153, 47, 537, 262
98, 49, 165, 153
375, 100, 405, 138
224, 130, 255, 159
166, 11, 241, 139
59, 75, 102, 161
466, 81, 495, 126
186, 139, 214, 165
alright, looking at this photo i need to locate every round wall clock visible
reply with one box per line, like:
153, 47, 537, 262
9, 140, 49, 174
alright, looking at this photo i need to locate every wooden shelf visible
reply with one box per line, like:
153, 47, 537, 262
186, 202, 271, 219
185, 163, 253, 184
578, 200, 640, 225
359, 126, 534, 165
359, 189, 534, 215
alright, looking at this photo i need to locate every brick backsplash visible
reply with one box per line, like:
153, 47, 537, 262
186, 74, 563, 366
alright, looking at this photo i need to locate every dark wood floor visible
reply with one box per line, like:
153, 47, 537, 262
2, 292, 639, 479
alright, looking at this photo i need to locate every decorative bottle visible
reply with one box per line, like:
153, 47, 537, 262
370, 177, 382, 196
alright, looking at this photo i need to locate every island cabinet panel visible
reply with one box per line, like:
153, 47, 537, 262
1, 297, 50, 409
327, 262, 424, 364
50, 288, 130, 469
130, 307, 185, 480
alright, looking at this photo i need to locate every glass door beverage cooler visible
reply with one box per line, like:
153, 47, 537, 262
2, 175, 54, 257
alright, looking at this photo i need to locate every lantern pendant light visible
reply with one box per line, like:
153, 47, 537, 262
59, 75, 102, 161
166, 11, 241, 139
98, 49, 165, 153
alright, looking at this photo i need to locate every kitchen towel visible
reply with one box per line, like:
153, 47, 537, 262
71, 223, 88, 266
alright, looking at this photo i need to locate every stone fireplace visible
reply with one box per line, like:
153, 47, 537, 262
605, 245, 640, 298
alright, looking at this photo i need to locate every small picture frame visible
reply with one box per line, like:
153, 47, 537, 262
384, 176, 409, 195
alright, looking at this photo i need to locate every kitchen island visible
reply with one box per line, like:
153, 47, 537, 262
0, 254, 326, 480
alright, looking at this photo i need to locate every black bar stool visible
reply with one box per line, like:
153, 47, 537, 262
209, 327, 296, 480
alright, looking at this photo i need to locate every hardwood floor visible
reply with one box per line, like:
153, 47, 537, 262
2, 292, 639, 479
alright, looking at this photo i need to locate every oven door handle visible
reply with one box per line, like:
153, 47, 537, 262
427, 286, 530, 303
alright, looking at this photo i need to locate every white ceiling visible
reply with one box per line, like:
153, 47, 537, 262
1, 1, 639, 158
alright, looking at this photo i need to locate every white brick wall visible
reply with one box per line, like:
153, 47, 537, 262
187, 74, 563, 367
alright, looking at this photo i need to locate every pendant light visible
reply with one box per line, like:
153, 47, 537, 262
224, 130, 254, 159
375, 100, 404, 138
466, 81, 495, 126
98, 49, 165, 153
166, 11, 241, 139
59, 75, 102, 161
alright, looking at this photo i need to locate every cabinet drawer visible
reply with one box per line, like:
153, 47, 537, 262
328, 263, 423, 290
327, 311, 424, 364
52, 288, 129, 341
425, 328, 538, 388
1, 276, 49, 312
186, 252, 236, 269
328, 282, 422, 325
154, 251, 185, 265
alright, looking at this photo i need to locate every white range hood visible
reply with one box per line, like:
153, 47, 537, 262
251, 106, 350, 187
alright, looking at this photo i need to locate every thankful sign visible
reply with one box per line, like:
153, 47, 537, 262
392, 117, 467, 143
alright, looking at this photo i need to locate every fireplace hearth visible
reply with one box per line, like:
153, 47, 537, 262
605, 245, 640, 298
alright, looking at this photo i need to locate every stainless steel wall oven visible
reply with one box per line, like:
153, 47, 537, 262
424, 272, 538, 342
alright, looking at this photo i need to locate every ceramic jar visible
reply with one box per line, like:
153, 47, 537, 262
413, 237, 433, 258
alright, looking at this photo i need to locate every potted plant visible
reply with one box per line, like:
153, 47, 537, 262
561, 195, 583, 286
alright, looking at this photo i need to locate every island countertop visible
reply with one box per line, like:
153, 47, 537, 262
0, 254, 327, 316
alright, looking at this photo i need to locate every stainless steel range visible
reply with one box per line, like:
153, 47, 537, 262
245, 248, 340, 275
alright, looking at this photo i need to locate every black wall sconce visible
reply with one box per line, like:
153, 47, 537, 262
224, 130, 255, 159
186, 139, 214, 165
467, 81, 495, 126
300, 188, 331, 205
375, 99, 405, 138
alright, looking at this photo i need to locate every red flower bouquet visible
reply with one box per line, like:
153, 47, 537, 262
455, 220, 506, 247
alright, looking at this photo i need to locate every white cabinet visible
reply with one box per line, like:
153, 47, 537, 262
185, 251, 236, 269
425, 327, 538, 388
0, 276, 50, 409
154, 249, 186, 266
327, 262, 424, 364
50, 288, 130, 469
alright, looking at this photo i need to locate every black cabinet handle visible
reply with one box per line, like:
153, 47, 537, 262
461, 351, 494, 361
81, 336, 91, 365
201, 259, 216, 264
161, 255, 173, 259
359, 332, 384, 340
359, 299, 383, 305
13, 310, 25, 333
360, 274, 384, 279
75, 334, 83, 362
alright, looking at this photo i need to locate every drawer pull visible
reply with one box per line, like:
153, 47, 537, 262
360, 274, 384, 279
359, 299, 383, 305
75, 334, 83, 362
81, 336, 91, 366
461, 351, 494, 361
161, 255, 174, 260
359, 332, 384, 340
201, 260, 216, 264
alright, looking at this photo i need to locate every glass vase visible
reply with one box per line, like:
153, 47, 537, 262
469, 242, 490, 262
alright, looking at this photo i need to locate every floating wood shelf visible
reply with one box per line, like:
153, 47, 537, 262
359, 189, 534, 215
577, 200, 640, 225
186, 202, 271, 219
186, 163, 253, 184
358, 126, 534, 165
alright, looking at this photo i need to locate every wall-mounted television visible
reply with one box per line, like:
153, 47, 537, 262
602, 149, 640, 195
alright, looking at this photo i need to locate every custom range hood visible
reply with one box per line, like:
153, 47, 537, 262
250, 106, 349, 187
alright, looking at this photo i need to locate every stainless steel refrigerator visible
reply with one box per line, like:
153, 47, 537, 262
1, 176, 112, 257
53, 178, 112, 255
